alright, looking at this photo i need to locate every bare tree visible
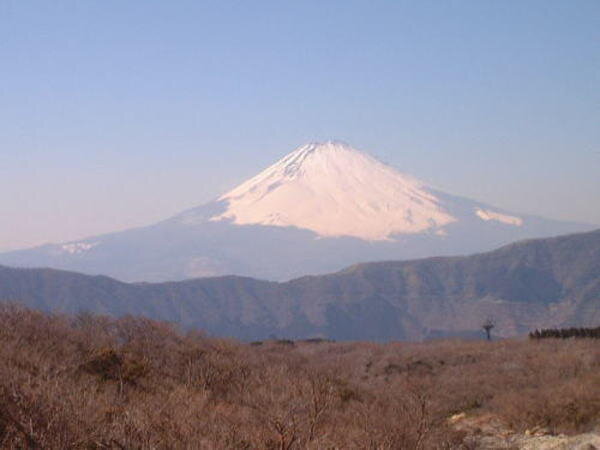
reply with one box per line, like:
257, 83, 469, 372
482, 317, 495, 341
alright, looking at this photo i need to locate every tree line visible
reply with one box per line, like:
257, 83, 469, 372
529, 326, 600, 339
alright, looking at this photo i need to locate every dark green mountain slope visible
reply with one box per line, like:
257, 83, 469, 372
1, 229, 598, 341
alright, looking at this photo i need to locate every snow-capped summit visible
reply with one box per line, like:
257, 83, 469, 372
0, 140, 591, 282
210, 141, 456, 240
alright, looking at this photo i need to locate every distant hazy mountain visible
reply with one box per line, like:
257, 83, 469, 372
0, 141, 593, 282
1, 229, 598, 341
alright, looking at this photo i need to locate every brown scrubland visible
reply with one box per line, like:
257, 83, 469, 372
0, 304, 599, 449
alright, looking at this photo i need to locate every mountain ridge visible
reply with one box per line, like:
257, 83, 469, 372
1, 228, 598, 341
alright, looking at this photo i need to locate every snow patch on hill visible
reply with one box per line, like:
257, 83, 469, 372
60, 242, 99, 255
476, 208, 523, 226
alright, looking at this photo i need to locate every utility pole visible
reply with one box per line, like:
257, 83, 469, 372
482, 318, 495, 341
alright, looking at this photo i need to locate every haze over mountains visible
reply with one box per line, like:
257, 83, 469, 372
1, 229, 598, 341
0, 141, 592, 282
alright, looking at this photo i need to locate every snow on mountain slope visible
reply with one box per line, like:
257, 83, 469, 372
0, 140, 592, 283
476, 209, 523, 226
209, 141, 458, 240
60, 242, 99, 254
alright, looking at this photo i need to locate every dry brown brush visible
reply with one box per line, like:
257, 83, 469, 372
0, 303, 598, 448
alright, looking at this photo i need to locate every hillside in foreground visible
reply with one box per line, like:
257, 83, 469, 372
1, 305, 599, 449
0, 228, 599, 341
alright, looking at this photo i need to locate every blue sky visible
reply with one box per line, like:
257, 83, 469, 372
1, 0, 599, 250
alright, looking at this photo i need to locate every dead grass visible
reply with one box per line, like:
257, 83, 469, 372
0, 303, 598, 448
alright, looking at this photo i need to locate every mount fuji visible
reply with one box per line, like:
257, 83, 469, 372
0, 141, 593, 282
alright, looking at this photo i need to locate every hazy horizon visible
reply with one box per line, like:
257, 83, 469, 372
2, 1, 599, 251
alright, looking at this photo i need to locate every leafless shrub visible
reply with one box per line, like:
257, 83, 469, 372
0, 304, 598, 448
